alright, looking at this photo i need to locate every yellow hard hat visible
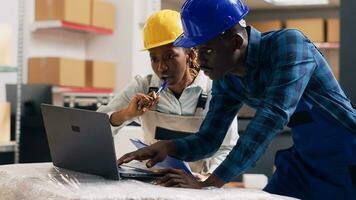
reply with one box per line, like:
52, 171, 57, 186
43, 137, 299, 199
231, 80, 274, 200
143, 10, 183, 50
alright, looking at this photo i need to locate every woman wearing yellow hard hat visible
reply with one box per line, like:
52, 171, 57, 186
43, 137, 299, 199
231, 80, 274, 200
98, 9, 238, 186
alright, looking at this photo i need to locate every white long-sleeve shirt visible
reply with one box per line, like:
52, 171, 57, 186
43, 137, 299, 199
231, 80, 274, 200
98, 71, 239, 173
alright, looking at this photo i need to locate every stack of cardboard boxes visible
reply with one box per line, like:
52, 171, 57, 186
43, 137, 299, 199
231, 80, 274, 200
28, 57, 116, 89
250, 18, 340, 43
91, 0, 116, 31
0, 24, 12, 66
250, 18, 340, 80
285, 19, 325, 42
30, 0, 117, 89
86, 60, 116, 89
285, 18, 340, 80
0, 102, 10, 143
35, 0, 116, 31
249, 20, 282, 33
326, 18, 340, 43
285, 18, 340, 43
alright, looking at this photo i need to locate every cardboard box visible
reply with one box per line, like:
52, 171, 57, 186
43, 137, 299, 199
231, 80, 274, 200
0, 102, 11, 142
0, 24, 12, 65
91, 0, 116, 30
249, 20, 282, 32
35, 0, 91, 25
28, 57, 86, 87
327, 18, 340, 42
86, 60, 116, 88
286, 18, 325, 42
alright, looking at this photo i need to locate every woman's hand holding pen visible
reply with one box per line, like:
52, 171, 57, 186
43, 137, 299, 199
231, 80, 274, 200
109, 92, 160, 127
124, 92, 160, 118
136, 91, 160, 113
134, 79, 167, 114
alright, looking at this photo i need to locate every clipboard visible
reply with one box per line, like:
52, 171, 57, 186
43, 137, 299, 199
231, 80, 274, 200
130, 139, 193, 175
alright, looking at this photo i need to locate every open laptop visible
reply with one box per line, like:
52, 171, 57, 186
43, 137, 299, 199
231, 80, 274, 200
41, 104, 163, 180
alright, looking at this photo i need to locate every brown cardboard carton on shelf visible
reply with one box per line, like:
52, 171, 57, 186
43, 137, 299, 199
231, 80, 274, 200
0, 102, 11, 142
286, 18, 325, 42
327, 18, 340, 43
249, 20, 282, 33
28, 57, 86, 87
86, 60, 116, 89
0, 24, 12, 66
91, 0, 116, 30
35, 0, 91, 25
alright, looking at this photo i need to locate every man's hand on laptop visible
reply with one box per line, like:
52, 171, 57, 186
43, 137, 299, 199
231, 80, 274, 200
153, 168, 204, 189
117, 140, 176, 168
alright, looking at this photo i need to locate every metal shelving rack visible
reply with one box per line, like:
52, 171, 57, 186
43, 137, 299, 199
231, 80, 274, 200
14, 0, 25, 163
31, 20, 113, 35
0, 66, 17, 72
9, 0, 115, 163
0, 141, 16, 153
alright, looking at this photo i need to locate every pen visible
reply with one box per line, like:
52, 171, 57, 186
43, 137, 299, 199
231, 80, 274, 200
138, 80, 167, 110
156, 79, 168, 95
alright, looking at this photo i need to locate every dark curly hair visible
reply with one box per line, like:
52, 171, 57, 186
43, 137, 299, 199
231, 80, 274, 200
185, 48, 200, 79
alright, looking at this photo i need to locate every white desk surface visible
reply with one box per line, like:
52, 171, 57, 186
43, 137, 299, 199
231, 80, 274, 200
0, 163, 297, 200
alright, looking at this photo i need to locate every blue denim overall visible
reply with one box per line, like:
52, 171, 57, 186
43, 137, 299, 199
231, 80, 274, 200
264, 99, 356, 199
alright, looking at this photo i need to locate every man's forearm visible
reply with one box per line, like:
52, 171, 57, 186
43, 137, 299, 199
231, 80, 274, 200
201, 173, 225, 188
165, 140, 226, 188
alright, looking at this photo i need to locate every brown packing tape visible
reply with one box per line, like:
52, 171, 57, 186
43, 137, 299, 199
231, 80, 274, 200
46, 0, 55, 19
0, 102, 11, 142
85, 60, 94, 87
35, 0, 60, 21
38, 57, 52, 84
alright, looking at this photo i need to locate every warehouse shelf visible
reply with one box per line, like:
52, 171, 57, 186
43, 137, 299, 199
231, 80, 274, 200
31, 21, 113, 35
0, 141, 16, 153
314, 42, 339, 49
0, 66, 17, 72
53, 86, 113, 94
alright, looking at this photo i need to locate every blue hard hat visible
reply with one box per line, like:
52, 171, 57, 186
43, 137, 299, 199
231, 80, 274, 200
174, 0, 249, 48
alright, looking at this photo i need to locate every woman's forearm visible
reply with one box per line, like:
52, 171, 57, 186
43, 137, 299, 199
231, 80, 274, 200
110, 108, 134, 126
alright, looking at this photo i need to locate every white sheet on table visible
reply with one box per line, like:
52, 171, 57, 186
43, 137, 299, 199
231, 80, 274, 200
0, 163, 297, 200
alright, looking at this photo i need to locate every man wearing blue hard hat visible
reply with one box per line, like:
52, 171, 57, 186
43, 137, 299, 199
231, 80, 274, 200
119, 0, 356, 199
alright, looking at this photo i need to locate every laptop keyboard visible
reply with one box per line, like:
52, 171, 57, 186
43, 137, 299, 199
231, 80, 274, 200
118, 161, 160, 174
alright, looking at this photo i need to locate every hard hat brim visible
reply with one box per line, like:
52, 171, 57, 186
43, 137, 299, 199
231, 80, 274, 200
174, 18, 248, 48
142, 40, 176, 51
173, 33, 201, 48
173, 28, 225, 48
